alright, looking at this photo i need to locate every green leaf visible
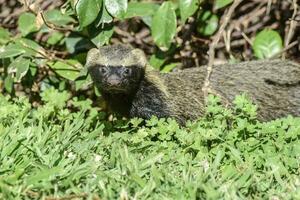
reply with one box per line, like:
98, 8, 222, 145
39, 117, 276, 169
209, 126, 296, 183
179, 0, 199, 23
90, 25, 114, 48
149, 54, 166, 69
8, 57, 30, 81
151, 2, 177, 50
16, 38, 43, 52
40, 87, 70, 108
197, 11, 219, 36
253, 29, 283, 59
65, 37, 83, 54
18, 12, 39, 36
149, 47, 176, 69
141, 15, 153, 27
105, 0, 128, 19
161, 62, 180, 73
76, 0, 102, 28
75, 75, 93, 91
0, 45, 25, 59
48, 60, 82, 81
0, 28, 10, 45
65, 37, 91, 54
47, 32, 64, 45
14, 38, 46, 57
30, 63, 38, 76
0, 38, 42, 59
214, 0, 233, 10
4, 74, 13, 93
95, 6, 113, 26
94, 85, 101, 96
125, 2, 159, 18
44, 9, 75, 26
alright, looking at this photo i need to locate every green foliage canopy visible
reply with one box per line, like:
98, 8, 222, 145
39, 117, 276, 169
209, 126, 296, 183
0, 0, 284, 96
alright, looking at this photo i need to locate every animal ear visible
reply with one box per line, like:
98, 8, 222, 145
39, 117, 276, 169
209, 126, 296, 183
131, 48, 147, 68
85, 48, 100, 68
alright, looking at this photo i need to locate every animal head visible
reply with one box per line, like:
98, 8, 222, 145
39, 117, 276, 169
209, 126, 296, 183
86, 44, 147, 94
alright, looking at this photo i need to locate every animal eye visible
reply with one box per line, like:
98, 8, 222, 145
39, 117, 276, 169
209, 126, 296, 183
123, 68, 131, 75
99, 67, 108, 74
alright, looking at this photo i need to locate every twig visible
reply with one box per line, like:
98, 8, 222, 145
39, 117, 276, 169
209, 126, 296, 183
202, 0, 243, 100
114, 26, 136, 43
234, 27, 253, 46
21, 0, 75, 32
271, 40, 299, 59
223, 29, 232, 53
238, 2, 267, 27
18, 40, 81, 70
40, 12, 75, 32
0, 22, 16, 28
283, 0, 298, 58
230, 5, 268, 38
215, 38, 246, 49
22, 0, 39, 15
266, 0, 272, 15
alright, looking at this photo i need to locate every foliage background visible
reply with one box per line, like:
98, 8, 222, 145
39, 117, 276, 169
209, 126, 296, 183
0, 0, 299, 103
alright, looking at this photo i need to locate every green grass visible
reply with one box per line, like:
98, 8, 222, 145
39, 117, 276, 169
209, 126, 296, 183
0, 89, 300, 200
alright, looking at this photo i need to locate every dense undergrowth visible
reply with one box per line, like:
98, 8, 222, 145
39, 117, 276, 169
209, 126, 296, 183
0, 89, 299, 200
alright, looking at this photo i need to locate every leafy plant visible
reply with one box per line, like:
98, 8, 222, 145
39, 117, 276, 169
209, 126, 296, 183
253, 29, 283, 59
214, 0, 233, 10
0, 0, 204, 95
197, 10, 219, 36
151, 2, 177, 50
0, 90, 299, 199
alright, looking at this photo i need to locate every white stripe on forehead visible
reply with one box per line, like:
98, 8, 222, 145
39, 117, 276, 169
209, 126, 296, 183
97, 54, 139, 66
86, 45, 147, 68
98, 49, 146, 67
98, 44, 133, 66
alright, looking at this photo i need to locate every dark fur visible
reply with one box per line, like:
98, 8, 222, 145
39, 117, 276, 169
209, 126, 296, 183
87, 45, 300, 124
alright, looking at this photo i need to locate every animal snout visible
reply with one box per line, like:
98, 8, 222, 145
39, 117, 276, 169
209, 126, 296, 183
107, 75, 121, 86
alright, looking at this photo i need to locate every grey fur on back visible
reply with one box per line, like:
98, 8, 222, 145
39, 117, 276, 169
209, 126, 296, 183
160, 59, 300, 122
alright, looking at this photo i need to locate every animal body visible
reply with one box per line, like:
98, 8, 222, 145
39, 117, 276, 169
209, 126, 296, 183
86, 44, 300, 124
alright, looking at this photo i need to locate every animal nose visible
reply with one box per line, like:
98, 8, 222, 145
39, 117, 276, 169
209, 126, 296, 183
107, 75, 121, 86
